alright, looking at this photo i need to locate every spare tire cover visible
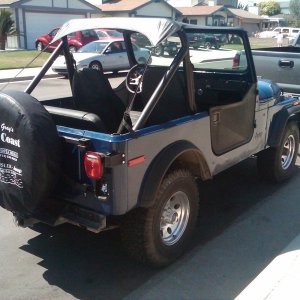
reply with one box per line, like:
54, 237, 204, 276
0, 90, 62, 215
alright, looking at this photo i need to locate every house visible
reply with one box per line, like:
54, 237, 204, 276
177, 5, 264, 33
94, 0, 181, 20
0, 0, 101, 49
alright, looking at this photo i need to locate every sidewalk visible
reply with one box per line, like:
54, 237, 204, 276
0, 67, 58, 83
235, 233, 300, 300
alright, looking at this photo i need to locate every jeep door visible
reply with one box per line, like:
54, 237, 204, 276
189, 29, 257, 155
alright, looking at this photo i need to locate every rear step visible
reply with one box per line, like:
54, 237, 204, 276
61, 204, 107, 233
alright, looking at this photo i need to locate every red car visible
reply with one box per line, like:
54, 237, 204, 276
95, 29, 137, 42
95, 29, 124, 40
35, 28, 99, 52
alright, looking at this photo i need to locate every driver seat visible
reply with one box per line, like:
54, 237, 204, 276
72, 68, 125, 133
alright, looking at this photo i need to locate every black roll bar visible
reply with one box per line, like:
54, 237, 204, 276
25, 42, 64, 94
133, 29, 190, 130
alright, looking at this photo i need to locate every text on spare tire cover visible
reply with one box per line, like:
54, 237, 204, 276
0, 123, 23, 188
1, 124, 20, 147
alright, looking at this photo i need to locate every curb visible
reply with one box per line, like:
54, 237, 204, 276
0, 73, 60, 84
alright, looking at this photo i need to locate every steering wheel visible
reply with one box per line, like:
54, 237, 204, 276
126, 64, 146, 94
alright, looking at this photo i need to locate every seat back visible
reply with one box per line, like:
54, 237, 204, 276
72, 69, 125, 133
140, 67, 189, 126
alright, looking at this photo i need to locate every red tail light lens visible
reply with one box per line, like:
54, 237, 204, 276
232, 53, 240, 69
84, 151, 103, 180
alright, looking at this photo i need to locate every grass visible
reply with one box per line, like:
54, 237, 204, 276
0, 37, 287, 69
0, 50, 50, 69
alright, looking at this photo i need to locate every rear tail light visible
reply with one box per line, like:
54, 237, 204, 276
84, 151, 103, 180
232, 53, 240, 69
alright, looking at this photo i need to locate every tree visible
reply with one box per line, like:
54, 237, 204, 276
0, 9, 15, 50
258, 0, 281, 16
289, 0, 300, 26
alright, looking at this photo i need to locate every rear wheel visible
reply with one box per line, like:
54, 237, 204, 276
69, 45, 77, 53
89, 61, 103, 73
121, 169, 199, 267
257, 122, 299, 182
154, 45, 164, 56
137, 57, 147, 64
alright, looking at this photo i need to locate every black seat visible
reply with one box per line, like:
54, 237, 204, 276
140, 67, 190, 126
72, 68, 125, 133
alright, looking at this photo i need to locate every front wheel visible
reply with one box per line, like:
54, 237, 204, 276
257, 122, 299, 182
204, 41, 212, 49
36, 41, 44, 51
121, 169, 199, 267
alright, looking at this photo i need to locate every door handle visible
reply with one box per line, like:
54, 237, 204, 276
278, 59, 294, 68
211, 112, 220, 125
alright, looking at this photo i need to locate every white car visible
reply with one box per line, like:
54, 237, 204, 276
52, 39, 151, 75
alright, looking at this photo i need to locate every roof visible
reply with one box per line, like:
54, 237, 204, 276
53, 17, 181, 47
177, 5, 264, 20
176, 6, 223, 16
0, 0, 100, 11
0, 0, 19, 5
98, 0, 150, 11
52, 17, 244, 47
98, 0, 181, 14
228, 8, 265, 20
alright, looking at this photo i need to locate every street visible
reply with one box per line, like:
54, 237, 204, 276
0, 75, 126, 99
1, 77, 300, 299
0, 99, 300, 299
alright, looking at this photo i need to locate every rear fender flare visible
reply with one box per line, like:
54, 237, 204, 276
268, 105, 300, 147
138, 140, 211, 208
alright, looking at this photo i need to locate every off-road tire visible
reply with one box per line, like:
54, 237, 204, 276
257, 122, 299, 182
121, 169, 199, 267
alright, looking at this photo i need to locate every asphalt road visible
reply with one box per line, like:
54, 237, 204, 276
1, 159, 300, 299
1, 77, 300, 299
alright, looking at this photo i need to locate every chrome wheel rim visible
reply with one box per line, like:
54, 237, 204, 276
37, 43, 42, 51
91, 63, 101, 71
160, 191, 190, 246
281, 134, 296, 170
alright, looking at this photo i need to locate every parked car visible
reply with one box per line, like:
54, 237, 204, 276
288, 31, 300, 46
1, 17, 300, 268
52, 40, 151, 74
152, 40, 178, 56
187, 32, 223, 49
95, 29, 123, 40
259, 27, 300, 38
35, 28, 98, 53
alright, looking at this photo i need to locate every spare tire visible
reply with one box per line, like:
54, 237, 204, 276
0, 90, 62, 216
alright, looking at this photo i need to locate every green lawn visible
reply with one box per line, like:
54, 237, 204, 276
0, 50, 50, 69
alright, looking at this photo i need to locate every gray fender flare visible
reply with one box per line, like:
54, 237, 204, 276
138, 140, 211, 208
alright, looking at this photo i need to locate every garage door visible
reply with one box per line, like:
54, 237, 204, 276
25, 12, 85, 49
